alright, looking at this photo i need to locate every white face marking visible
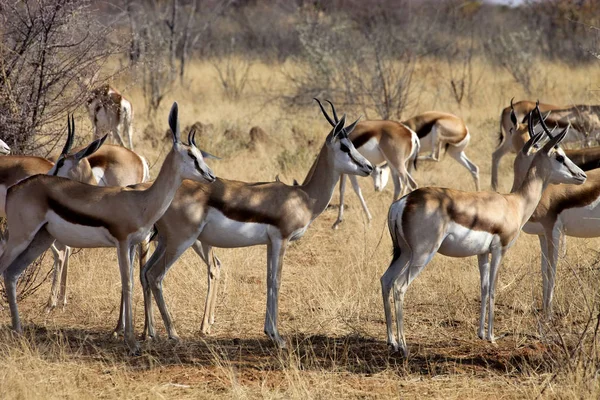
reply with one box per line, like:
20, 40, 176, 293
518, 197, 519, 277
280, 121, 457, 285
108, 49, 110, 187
334, 137, 372, 176
198, 208, 271, 248
437, 222, 495, 257
46, 210, 115, 248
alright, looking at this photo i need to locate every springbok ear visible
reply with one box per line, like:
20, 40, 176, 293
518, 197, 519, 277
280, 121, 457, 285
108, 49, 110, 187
522, 129, 545, 155
60, 115, 76, 156
542, 124, 570, 153
168, 102, 180, 144
74, 134, 108, 160
314, 98, 336, 127
344, 116, 361, 137
200, 150, 221, 160
333, 114, 347, 138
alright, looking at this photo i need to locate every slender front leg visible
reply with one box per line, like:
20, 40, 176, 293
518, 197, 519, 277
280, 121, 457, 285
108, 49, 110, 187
348, 175, 372, 222
141, 238, 166, 340
46, 242, 64, 312
117, 242, 138, 354
58, 245, 71, 308
544, 224, 562, 318
332, 174, 347, 229
264, 238, 288, 348
486, 246, 504, 342
192, 241, 221, 335
477, 253, 490, 340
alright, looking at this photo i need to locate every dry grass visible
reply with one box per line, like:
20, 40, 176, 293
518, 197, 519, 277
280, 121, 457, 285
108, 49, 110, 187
1, 58, 600, 399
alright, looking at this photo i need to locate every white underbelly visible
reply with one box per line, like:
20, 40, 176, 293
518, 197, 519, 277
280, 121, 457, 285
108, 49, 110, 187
46, 211, 115, 248
437, 222, 494, 257
357, 138, 386, 165
560, 206, 600, 237
199, 208, 270, 248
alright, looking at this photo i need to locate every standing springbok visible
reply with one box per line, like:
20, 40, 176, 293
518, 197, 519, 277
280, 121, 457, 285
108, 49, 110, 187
44, 137, 151, 313
321, 101, 418, 229
138, 99, 373, 347
87, 84, 134, 150
381, 110, 586, 356
401, 111, 480, 190
506, 108, 600, 317
0, 102, 215, 353
492, 99, 600, 191
491, 99, 600, 190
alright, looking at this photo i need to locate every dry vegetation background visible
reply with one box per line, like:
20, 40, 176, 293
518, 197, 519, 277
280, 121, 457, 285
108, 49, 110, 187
2, 0, 600, 398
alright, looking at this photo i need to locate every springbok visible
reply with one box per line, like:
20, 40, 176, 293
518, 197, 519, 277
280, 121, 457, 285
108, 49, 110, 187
325, 101, 418, 229
0, 102, 215, 353
400, 111, 480, 190
380, 108, 586, 356
509, 108, 600, 317
44, 133, 151, 312
492, 99, 600, 191
491, 99, 600, 190
87, 84, 134, 150
0, 140, 10, 155
138, 99, 373, 347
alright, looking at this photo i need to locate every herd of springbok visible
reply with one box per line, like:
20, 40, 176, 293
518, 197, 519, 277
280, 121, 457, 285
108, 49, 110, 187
1, 85, 599, 357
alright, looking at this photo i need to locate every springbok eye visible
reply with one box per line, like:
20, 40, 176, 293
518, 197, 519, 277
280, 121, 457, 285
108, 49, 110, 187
339, 143, 350, 153
556, 154, 564, 163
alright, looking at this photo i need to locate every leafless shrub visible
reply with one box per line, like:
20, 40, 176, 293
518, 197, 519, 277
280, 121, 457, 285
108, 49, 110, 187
212, 55, 252, 101
0, 0, 120, 155
484, 26, 542, 95
285, 13, 421, 120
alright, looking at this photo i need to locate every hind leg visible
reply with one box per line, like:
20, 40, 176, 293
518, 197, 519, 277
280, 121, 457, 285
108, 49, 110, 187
192, 241, 222, 335
447, 145, 480, 191
3, 227, 55, 332
418, 127, 441, 161
491, 139, 514, 191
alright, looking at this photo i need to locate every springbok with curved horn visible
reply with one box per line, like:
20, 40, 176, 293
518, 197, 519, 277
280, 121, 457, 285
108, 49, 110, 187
87, 84, 134, 150
317, 101, 418, 229
492, 99, 600, 191
491, 99, 600, 191
0, 102, 215, 353
139, 99, 373, 347
381, 107, 586, 356
511, 106, 600, 317
44, 119, 151, 312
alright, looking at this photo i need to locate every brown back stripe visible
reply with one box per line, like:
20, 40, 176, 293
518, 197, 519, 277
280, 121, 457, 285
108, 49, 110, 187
552, 184, 600, 216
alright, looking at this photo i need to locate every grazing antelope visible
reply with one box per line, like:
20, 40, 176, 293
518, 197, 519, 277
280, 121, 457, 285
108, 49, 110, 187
0, 102, 215, 353
401, 111, 480, 191
381, 109, 586, 356
0, 140, 10, 155
329, 102, 419, 229
491, 99, 600, 191
139, 99, 373, 347
492, 99, 600, 191
87, 84, 134, 150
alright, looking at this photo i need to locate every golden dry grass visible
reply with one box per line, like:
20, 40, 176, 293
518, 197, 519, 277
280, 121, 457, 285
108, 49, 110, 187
1, 58, 600, 399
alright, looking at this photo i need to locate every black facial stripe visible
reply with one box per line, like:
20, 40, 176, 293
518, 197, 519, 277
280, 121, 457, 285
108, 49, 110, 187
187, 150, 202, 172
340, 140, 367, 168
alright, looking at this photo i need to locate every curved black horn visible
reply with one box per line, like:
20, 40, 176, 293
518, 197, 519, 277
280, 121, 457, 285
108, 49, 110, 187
325, 100, 339, 123
510, 97, 515, 110
314, 98, 336, 127
60, 114, 75, 155
536, 102, 554, 138
543, 123, 570, 152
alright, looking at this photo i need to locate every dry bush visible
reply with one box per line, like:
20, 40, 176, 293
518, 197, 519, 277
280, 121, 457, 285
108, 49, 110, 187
0, 0, 119, 155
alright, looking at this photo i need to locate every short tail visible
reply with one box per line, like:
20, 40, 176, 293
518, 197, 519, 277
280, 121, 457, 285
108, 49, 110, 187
387, 205, 402, 264
411, 133, 420, 171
